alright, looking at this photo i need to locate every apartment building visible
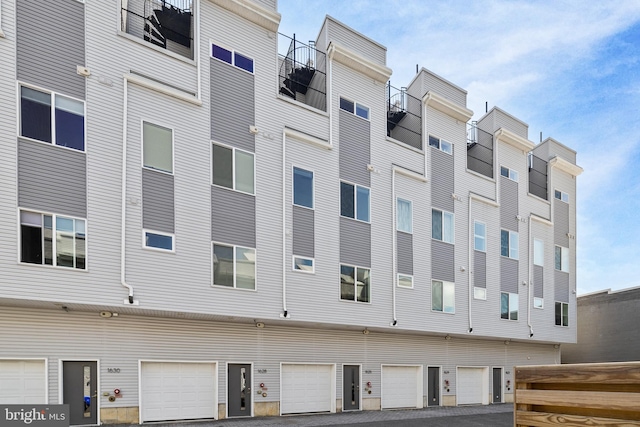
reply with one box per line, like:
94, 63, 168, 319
0, 0, 583, 424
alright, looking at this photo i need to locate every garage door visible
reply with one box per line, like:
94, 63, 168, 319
281, 364, 333, 414
141, 362, 216, 422
381, 365, 422, 409
457, 367, 487, 405
0, 360, 46, 404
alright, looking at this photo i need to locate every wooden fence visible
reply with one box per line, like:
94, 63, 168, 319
514, 362, 640, 426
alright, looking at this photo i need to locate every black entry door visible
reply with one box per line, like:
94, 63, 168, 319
428, 366, 440, 406
342, 365, 360, 411
493, 367, 502, 403
63, 361, 97, 425
228, 364, 252, 417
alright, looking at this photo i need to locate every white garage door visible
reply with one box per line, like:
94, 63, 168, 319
381, 365, 422, 409
0, 360, 46, 404
141, 362, 216, 422
457, 367, 487, 405
281, 364, 333, 414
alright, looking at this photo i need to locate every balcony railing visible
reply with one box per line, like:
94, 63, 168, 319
278, 33, 326, 111
121, 0, 194, 60
386, 83, 422, 150
528, 153, 548, 200
467, 122, 493, 178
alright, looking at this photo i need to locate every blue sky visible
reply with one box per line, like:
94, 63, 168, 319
277, 1, 640, 295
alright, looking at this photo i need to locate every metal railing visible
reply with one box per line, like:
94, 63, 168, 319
278, 33, 326, 111
467, 122, 493, 178
386, 83, 421, 150
528, 153, 548, 200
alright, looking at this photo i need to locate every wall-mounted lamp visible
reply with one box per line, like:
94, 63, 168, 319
445, 335, 451, 341
255, 322, 265, 328
554, 344, 560, 349
362, 328, 370, 335
504, 340, 510, 345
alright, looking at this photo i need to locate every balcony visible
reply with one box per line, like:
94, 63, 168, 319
121, 0, 194, 60
386, 84, 421, 150
278, 33, 326, 111
467, 122, 494, 178
528, 153, 548, 200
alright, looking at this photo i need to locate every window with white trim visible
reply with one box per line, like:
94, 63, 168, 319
474, 220, 486, 251
213, 243, 256, 290
500, 166, 519, 182
534, 239, 544, 266
339, 97, 369, 120
432, 209, 454, 244
428, 135, 452, 154
397, 274, 413, 288
474, 287, 487, 300
20, 86, 85, 151
20, 210, 86, 269
396, 198, 412, 233
143, 121, 173, 173
211, 43, 253, 73
501, 292, 518, 320
340, 181, 370, 222
144, 230, 174, 251
340, 264, 370, 303
212, 143, 255, 194
555, 302, 569, 326
293, 256, 314, 273
534, 297, 544, 309
555, 245, 569, 272
554, 189, 569, 203
500, 229, 519, 259
432, 280, 455, 313
293, 167, 313, 208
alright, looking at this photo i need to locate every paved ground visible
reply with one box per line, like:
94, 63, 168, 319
105, 404, 512, 427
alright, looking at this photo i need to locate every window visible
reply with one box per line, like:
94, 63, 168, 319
20, 86, 85, 151
500, 166, 519, 182
534, 297, 544, 309
340, 264, 370, 303
474, 287, 487, 300
212, 143, 255, 194
340, 182, 370, 222
20, 211, 86, 269
428, 135, 452, 154
501, 292, 518, 320
339, 97, 369, 119
143, 122, 173, 173
500, 230, 519, 259
554, 189, 569, 203
555, 245, 569, 272
432, 209, 454, 244
144, 230, 174, 251
211, 44, 254, 73
555, 302, 569, 326
474, 221, 486, 251
213, 243, 256, 290
396, 198, 412, 233
397, 274, 413, 288
432, 280, 455, 313
293, 167, 313, 208
293, 256, 314, 273
534, 239, 544, 266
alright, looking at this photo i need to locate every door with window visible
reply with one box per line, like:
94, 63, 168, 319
492, 367, 503, 403
342, 365, 360, 411
63, 361, 97, 425
228, 364, 252, 417
428, 366, 440, 406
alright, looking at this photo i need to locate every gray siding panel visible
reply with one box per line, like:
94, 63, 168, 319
292, 206, 314, 258
18, 138, 86, 217
554, 202, 569, 247
16, 0, 86, 99
534, 265, 544, 298
396, 232, 413, 275
340, 217, 371, 267
142, 168, 175, 233
474, 251, 486, 289
210, 59, 255, 152
555, 272, 569, 303
339, 110, 370, 186
431, 240, 454, 283
211, 186, 256, 248
500, 177, 519, 231
431, 148, 454, 212
500, 257, 519, 294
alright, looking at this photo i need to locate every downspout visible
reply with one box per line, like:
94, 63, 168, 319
391, 169, 397, 326
468, 194, 473, 333
121, 77, 135, 304
527, 214, 534, 338
195, 0, 201, 101
281, 130, 289, 318
327, 44, 334, 147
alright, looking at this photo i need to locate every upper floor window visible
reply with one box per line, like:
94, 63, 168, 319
555, 245, 569, 272
555, 302, 569, 326
534, 297, 544, 309
474, 220, 486, 251
534, 239, 544, 266
144, 230, 174, 252
397, 274, 413, 288
500, 166, 519, 182
20, 86, 85, 151
474, 287, 487, 300
432, 280, 455, 313
143, 122, 173, 173
212, 44, 254, 73
20, 210, 86, 269
432, 209, 454, 244
339, 97, 369, 120
340, 264, 370, 303
340, 182, 370, 222
501, 292, 518, 320
428, 135, 452, 155
293, 167, 313, 208
554, 189, 569, 203
501, 229, 519, 259
212, 143, 255, 195
396, 198, 412, 233
293, 256, 314, 273
213, 243, 256, 290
